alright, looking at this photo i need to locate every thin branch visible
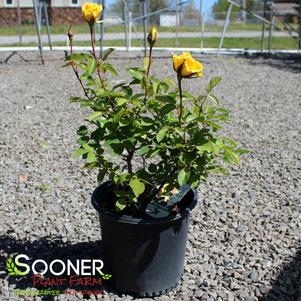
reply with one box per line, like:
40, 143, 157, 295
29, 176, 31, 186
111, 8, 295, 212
89, 25, 104, 86
177, 74, 183, 128
69, 38, 91, 100
146, 46, 153, 77
126, 149, 134, 174
89, 25, 115, 110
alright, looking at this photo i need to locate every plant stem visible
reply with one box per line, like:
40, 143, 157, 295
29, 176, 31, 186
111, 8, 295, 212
143, 45, 153, 105
126, 149, 134, 174
177, 74, 183, 128
69, 38, 91, 100
89, 25, 103, 84
146, 46, 153, 77
89, 24, 115, 110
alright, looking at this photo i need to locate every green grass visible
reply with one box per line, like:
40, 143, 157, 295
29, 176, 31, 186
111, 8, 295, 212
1, 37, 298, 50
0, 22, 270, 36
73, 37, 299, 50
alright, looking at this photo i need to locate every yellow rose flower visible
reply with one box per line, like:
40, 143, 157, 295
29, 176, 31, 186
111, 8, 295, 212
172, 52, 203, 78
82, 3, 103, 25
147, 27, 158, 46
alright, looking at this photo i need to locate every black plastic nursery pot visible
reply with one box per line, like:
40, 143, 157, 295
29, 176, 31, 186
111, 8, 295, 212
91, 181, 197, 297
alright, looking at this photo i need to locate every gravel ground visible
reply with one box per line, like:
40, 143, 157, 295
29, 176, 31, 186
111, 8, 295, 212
0, 51, 300, 301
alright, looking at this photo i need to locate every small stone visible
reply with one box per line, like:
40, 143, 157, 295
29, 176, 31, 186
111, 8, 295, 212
249, 271, 258, 282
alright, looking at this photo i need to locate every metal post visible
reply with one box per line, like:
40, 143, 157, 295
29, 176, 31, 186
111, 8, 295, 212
146, 0, 150, 28
200, 14, 205, 49
199, 0, 204, 49
241, 0, 246, 23
17, 0, 22, 45
268, 2, 273, 53
299, 0, 301, 50
217, 3, 233, 56
43, 1, 52, 50
38, 1, 42, 34
199, 0, 203, 26
260, 0, 267, 52
100, 0, 105, 57
142, 0, 147, 56
32, 0, 44, 64
123, 3, 129, 50
129, 11, 132, 49
176, 0, 179, 47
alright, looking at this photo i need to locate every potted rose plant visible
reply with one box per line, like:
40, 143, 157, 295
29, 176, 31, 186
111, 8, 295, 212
65, 3, 246, 297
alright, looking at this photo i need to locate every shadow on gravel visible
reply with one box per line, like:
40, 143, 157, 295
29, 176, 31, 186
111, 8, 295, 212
244, 54, 301, 73
259, 249, 301, 301
0, 235, 112, 300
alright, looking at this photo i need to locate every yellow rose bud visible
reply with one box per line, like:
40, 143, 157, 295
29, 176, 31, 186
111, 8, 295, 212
147, 27, 158, 47
67, 25, 74, 41
82, 3, 103, 25
172, 52, 203, 78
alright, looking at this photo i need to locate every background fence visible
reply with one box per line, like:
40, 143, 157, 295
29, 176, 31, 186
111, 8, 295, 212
0, 0, 300, 58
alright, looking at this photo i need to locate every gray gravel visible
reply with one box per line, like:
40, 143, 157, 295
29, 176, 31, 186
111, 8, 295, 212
0, 51, 301, 301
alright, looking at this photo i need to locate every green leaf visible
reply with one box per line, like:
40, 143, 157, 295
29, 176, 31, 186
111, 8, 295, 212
127, 68, 144, 81
102, 48, 114, 61
77, 136, 89, 145
235, 148, 249, 155
222, 137, 237, 147
116, 98, 128, 106
224, 148, 241, 165
149, 148, 160, 158
156, 127, 168, 142
88, 111, 102, 121
186, 115, 197, 123
208, 94, 219, 105
115, 198, 127, 211
103, 63, 118, 76
207, 76, 221, 93
97, 168, 107, 183
158, 81, 169, 93
137, 145, 150, 155
206, 120, 221, 130
71, 148, 87, 158
197, 141, 213, 153
82, 143, 94, 152
174, 127, 184, 138
91, 128, 105, 140
160, 104, 176, 115
129, 178, 145, 198
177, 169, 191, 186
152, 79, 159, 93
66, 53, 92, 61
162, 78, 176, 89
86, 152, 97, 163
86, 58, 97, 75
77, 126, 88, 136
113, 108, 125, 122
104, 139, 123, 155
141, 117, 154, 126
155, 95, 175, 103
208, 166, 228, 176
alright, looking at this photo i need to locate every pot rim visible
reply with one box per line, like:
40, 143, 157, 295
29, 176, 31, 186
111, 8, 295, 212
91, 181, 197, 225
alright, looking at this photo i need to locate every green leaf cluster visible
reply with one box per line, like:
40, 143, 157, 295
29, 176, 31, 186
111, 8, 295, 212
6, 258, 22, 276
67, 49, 247, 215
